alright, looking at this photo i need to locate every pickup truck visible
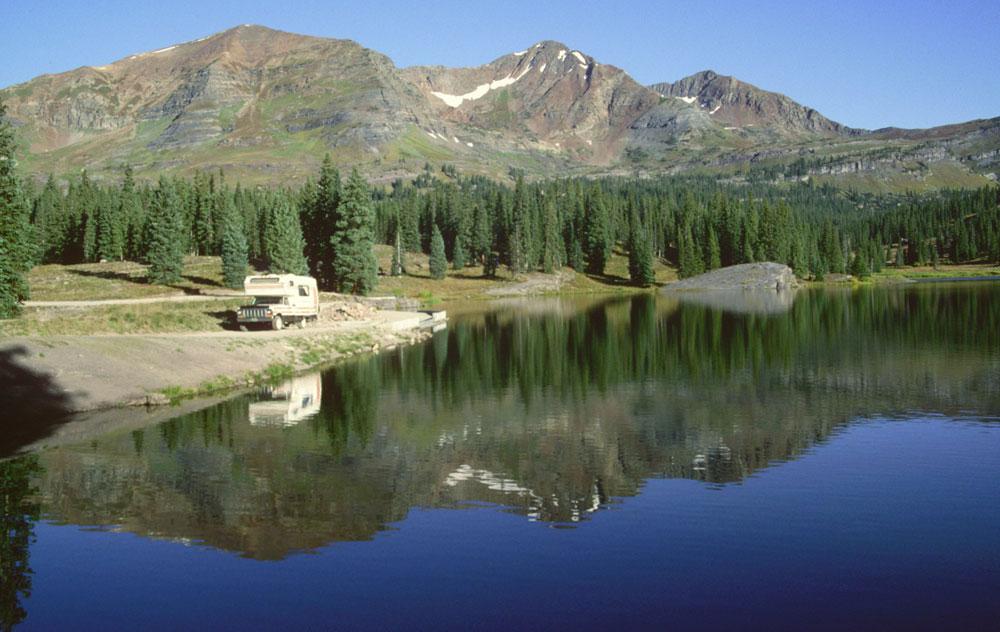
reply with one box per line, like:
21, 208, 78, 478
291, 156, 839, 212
236, 274, 320, 330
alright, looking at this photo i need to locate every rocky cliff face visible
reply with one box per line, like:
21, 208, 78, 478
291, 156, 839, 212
1, 25, 996, 186
651, 70, 864, 138
401, 41, 663, 162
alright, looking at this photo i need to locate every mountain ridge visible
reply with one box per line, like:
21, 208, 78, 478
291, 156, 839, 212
2, 24, 997, 190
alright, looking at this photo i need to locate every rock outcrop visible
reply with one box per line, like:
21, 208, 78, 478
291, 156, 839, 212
664, 263, 799, 291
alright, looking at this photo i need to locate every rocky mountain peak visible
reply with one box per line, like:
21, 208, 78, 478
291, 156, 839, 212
1, 24, 994, 186
650, 70, 863, 137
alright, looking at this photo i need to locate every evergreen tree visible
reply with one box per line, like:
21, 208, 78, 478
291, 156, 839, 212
305, 155, 340, 288
95, 192, 124, 262
452, 233, 466, 270
77, 171, 98, 262
0, 99, 33, 318
584, 185, 611, 275
705, 225, 722, 270
850, 249, 870, 278
331, 169, 378, 294
429, 224, 447, 280
470, 202, 491, 265
191, 171, 216, 256
146, 177, 185, 285
541, 196, 562, 274
33, 174, 64, 263
120, 167, 146, 262
895, 242, 906, 267
509, 176, 532, 274
220, 196, 248, 289
627, 208, 655, 286
391, 227, 404, 276
677, 221, 704, 279
263, 198, 308, 275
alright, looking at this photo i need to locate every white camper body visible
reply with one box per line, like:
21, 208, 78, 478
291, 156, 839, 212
236, 274, 320, 330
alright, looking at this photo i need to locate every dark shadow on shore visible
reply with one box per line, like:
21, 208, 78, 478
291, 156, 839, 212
67, 268, 211, 296
206, 309, 241, 331
182, 274, 224, 288
0, 346, 75, 458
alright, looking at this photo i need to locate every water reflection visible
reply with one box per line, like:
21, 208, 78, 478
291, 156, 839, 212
0, 456, 40, 632
248, 374, 322, 427
670, 288, 797, 314
20, 284, 1000, 564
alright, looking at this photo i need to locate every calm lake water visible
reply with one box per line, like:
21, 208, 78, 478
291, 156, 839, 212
3, 284, 1000, 630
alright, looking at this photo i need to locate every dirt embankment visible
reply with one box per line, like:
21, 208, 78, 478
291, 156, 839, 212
1, 309, 434, 413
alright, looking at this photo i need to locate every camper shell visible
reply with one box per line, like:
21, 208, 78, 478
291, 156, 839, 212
236, 274, 320, 330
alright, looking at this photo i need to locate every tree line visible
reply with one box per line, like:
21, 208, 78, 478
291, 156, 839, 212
2, 99, 999, 319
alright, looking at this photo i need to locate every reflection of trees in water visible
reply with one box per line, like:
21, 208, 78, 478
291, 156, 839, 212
0, 455, 41, 632
27, 285, 1000, 559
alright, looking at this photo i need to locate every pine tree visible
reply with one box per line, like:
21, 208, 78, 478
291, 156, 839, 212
470, 202, 491, 265
850, 248, 870, 279
146, 177, 185, 285
429, 224, 447, 280
263, 198, 308, 275
95, 193, 124, 261
627, 208, 655, 286
706, 225, 722, 270
331, 169, 378, 294
305, 155, 340, 288
677, 222, 704, 279
584, 185, 611, 275
391, 227, 404, 276
895, 241, 906, 267
119, 167, 146, 262
220, 196, 248, 289
0, 99, 33, 318
191, 171, 216, 256
452, 233, 466, 270
509, 176, 532, 274
541, 196, 562, 274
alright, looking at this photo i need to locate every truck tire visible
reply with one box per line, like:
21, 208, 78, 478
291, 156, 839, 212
298, 318, 306, 329
272, 315, 284, 331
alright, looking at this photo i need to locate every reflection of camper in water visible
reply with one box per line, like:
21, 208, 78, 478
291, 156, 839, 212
249, 373, 322, 427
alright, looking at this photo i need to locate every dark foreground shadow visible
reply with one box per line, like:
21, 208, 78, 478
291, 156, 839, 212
0, 346, 75, 458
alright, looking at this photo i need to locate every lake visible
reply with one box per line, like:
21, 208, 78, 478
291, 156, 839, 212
3, 283, 1000, 630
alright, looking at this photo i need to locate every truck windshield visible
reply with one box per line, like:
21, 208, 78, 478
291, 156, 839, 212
252, 296, 284, 305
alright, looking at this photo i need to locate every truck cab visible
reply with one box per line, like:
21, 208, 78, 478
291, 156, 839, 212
236, 274, 320, 330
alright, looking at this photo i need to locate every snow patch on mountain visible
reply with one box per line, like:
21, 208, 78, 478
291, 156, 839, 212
430, 65, 532, 108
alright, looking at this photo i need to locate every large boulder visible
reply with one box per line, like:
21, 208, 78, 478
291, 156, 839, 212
665, 263, 799, 291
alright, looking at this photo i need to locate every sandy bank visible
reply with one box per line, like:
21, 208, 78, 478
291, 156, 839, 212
1, 310, 434, 413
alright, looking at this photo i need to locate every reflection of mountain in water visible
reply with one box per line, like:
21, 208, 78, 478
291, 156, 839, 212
27, 284, 1000, 559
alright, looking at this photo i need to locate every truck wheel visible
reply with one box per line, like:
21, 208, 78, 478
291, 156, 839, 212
272, 315, 284, 331
297, 318, 306, 329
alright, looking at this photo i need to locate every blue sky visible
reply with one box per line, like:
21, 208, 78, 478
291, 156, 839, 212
3, 0, 998, 129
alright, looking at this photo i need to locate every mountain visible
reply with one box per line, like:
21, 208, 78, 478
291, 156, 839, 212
401, 41, 661, 163
650, 70, 862, 138
2, 24, 998, 190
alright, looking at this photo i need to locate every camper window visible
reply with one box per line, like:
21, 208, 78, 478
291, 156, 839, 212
253, 296, 285, 305
299, 286, 310, 297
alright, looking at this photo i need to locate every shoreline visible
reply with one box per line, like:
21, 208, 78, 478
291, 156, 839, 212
2, 309, 437, 415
